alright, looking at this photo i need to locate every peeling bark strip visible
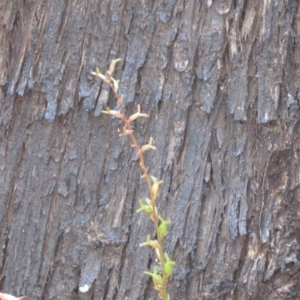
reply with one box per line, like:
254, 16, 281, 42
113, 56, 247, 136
1, 0, 300, 299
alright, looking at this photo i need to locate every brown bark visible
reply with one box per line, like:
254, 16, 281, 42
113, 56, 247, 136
1, 0, 300, 299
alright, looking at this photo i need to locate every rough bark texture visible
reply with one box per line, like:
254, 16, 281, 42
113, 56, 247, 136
1, 0, 300, 299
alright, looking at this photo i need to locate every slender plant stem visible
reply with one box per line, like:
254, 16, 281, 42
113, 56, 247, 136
109, 80, 168, 300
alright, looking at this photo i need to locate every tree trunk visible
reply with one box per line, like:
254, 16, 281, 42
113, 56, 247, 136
1, 1, 300, 299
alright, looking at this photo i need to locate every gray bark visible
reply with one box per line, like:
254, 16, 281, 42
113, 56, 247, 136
1, 0, 300, 299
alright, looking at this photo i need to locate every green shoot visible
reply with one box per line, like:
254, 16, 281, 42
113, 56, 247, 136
92, 59, 175, 299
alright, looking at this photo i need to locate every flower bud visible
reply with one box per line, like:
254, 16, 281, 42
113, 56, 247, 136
101, 108, 122, 118
136, 198, 153, 214
141, 144, 156, 153
119, 127, 133, 136
107, 58, 121, 76
144, 266, 163, 290
129, 112, 149, 122
91, 67, 108, 82
158, 217, 171, 237
163, 253, 175, 276
111, 77, 120, 93
140, 235, 159, 249
151, 176, 163, 198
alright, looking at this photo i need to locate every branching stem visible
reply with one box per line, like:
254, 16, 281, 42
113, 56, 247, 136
110, 81, 168, 299
93, 60, 173, 300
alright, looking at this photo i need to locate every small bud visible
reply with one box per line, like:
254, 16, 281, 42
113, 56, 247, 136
110, 77, 120, 93
158, 216, 171, 237
92, 67, 101, 76
151, 176, 163, 198
141, 144, 156, 153
119, 127, 133, 136
129, 105, 149, 121
91, 68, 108, 82
129, 112, 149, 122
101, 108, 122, 118
144, 266, 163, 290
163, 253, 175, 276
136, 198, 153, 214
107, 58, 122, 76
95, 67, 101, 74
141, 137, 156, 153
140, 235, 159, 249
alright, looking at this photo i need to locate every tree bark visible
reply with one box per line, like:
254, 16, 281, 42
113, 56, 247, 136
1, 0, 300, 299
